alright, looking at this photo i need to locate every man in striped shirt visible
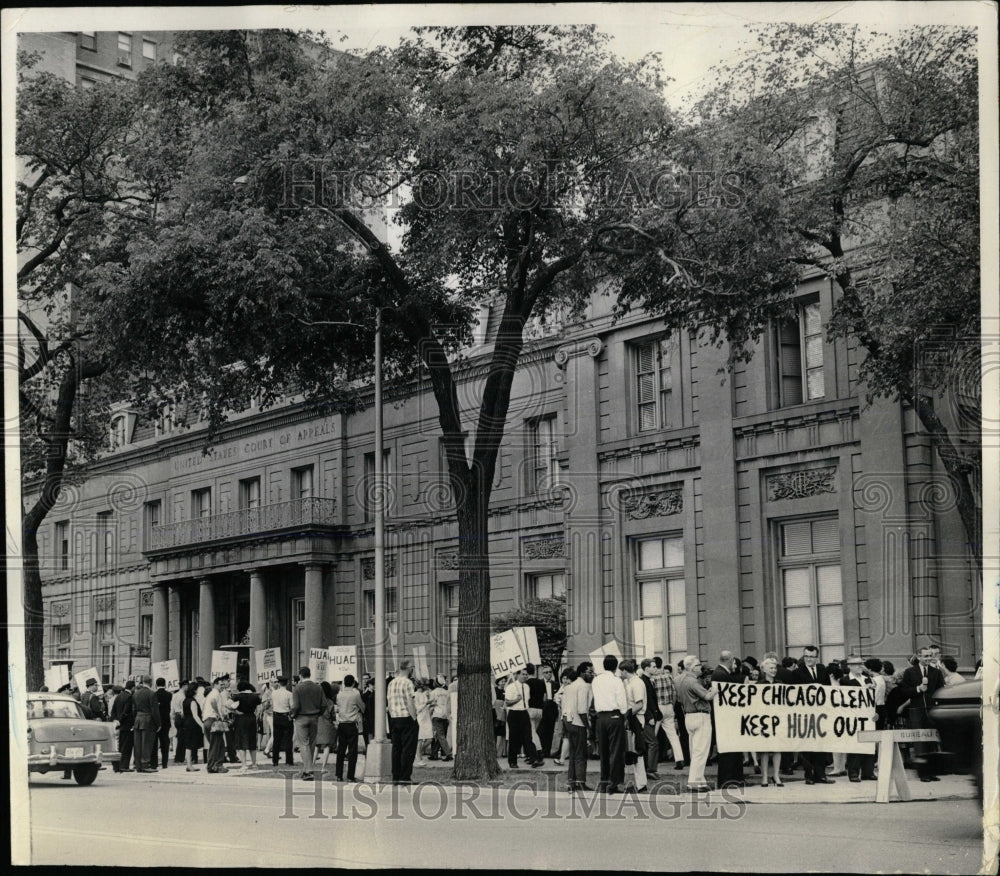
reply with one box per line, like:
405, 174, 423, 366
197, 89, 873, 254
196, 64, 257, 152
649, 657, 685, 770
387, 661, 419, 784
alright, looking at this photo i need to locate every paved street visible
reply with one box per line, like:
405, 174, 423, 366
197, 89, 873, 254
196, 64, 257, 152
23, 767, 987, 871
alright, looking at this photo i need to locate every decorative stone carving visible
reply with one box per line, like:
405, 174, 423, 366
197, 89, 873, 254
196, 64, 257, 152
94, 595, 116, 613
362, 555, 397, 580
140, 590, 155, 607
767, 467, 837, 501
51, 601, 71, 617
553, 337, 604, 369
524, 538, 567, 559
437, 552, 461, 570
623, 488, 683, 519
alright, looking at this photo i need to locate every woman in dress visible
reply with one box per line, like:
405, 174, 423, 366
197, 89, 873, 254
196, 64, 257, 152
233, 681, 261, 771
315, 681, 338, 774
414, 681, 433, 767
182, 684, 205, 772
756, 656, 783, 787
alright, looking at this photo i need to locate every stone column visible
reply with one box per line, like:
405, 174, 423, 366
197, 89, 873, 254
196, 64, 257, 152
249, 569, 267, 651
151, 585, 168, 663
303, 564, 324, 659
198, 578, 215, 679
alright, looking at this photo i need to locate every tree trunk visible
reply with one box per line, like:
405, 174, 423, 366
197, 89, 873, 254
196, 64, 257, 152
452, 476, 500, 781
22, 527, 45, 692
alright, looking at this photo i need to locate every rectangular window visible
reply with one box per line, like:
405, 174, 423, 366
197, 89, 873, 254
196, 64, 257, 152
775, 300, 825, 408
527, 415, 559, 493
80, 31, 96, 51
239, 477, 261, 510
292, 465, 314, 501
526, 572, 566, 601
95, 511, 113, 568
96, 619, 115, 686
117, 32, 132, 67
441, 582, 459, 676
142, 38, 156, 61
55, 520, 69, 571
110, 415, 128, 449
52, 624, 71, 661
778, 518, 843, 663
191, 488, 212, 519
292, 597, 306, 671
363, 449, 392, 522
635, 536, 687, 667
363, 587, 398, 628
142, 500, 161, 550
139, 614, 153, 654
635, 338, 676, 431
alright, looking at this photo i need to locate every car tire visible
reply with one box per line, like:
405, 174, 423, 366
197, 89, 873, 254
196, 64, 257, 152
73, 765, 100, 786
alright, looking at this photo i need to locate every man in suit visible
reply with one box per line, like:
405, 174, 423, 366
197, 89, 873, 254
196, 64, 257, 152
154, 677, 173, 769
132, 675, 161, 773
841, 656, 878, 781
111, 680, 136, 772
792, 645, 835, 784
711, 651, 745, 789
537, 664, 559, 759
897, 645, 945, 781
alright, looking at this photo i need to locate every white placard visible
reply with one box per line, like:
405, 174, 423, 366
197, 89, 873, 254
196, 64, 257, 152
45, 664, 70, 692
73, 667, 103, 696
413, 645, 430, 680
309, 648, 330, 682
211, 650, 238, 681
589, 638, 624, 673
713, 681, 877, 754
253, 648, 282, 685
327, 646, 358, 683
152, 659, 180, 690
632, 619, 660, 660
513, 626, 541, 666
131, 655, 151, 676
491, 629, 527, 680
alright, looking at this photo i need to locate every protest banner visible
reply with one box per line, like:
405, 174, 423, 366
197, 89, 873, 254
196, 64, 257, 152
211, 650, 238, 681
512, 627, 541, 666
130, 655, 151, 677
152, 659, 180, 689
327, 646, 358, 683
45, 664, 70, 692
712, 681, 877, 753
309, 648, 330, 682
253, 648, 281, 686
73, 667, 103, 696
491, 629, 527, 680
359, 630, 375, 675
413, 645, 430, 680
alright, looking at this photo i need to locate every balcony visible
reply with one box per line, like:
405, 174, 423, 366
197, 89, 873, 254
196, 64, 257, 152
145, 497, 339, 554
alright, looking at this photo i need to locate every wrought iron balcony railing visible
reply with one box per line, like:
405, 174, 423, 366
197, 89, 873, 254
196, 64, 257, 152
146, 497, 339, 553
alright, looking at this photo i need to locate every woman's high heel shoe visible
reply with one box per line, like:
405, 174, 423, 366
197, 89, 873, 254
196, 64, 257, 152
771, 777, 784, 788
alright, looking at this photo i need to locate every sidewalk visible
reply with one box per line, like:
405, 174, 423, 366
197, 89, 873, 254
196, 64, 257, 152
106, 758, 978, 804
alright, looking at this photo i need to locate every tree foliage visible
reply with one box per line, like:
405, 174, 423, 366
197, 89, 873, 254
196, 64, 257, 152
491, 595, 568, 674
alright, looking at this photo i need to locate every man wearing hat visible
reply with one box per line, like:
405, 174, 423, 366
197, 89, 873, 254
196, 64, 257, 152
81, 678, 106, 722
841, 656, 877, 782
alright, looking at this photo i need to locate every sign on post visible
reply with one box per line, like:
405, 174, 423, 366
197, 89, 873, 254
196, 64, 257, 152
309, 648, 330, 682
858, 728, 942, 803
73, 667, 103, 696
253, 648, 282, 686
130, 655, 151, 677
45, 664, 70, 692
413, 645, 430, 680
712, 681, 878, 753
152, 659, 180, 690
512, 627, 541, 666
491, 629, 527, 680
589, 639, 624, 673
327, 646, 358, 683
211, 650, 238, 681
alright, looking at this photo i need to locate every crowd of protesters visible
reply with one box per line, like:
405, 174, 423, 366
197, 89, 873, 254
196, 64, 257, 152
40, 643, 979, 790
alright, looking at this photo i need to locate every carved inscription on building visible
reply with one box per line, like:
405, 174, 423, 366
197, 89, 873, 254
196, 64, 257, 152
767, 467, 837, 501
51, 601, 71, 617
523, 538, 567, 559
623, 488, 683, 520
95, 595, 116, 613
362, 555, 397, 580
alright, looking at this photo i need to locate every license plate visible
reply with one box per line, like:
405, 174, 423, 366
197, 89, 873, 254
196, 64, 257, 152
64, 747, 84, 758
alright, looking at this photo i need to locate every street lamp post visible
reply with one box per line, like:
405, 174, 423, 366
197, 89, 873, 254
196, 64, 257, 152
365, 307, 392, 783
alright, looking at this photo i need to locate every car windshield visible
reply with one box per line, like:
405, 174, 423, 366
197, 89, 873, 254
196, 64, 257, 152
28, 700, 85, 720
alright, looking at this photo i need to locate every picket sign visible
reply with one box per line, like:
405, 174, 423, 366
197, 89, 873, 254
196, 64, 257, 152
858, 728, 941, 803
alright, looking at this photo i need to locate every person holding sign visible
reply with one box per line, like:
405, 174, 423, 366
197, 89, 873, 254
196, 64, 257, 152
792, 646, 835, 785
505, 668, 543, 770
841, 657, 878, 782
755, 656, 783, 788
675, 655, 718, 792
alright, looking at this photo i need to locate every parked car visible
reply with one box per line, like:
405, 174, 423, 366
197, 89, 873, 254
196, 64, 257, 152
928, 679, 983, 798
27, 692, 120, 785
